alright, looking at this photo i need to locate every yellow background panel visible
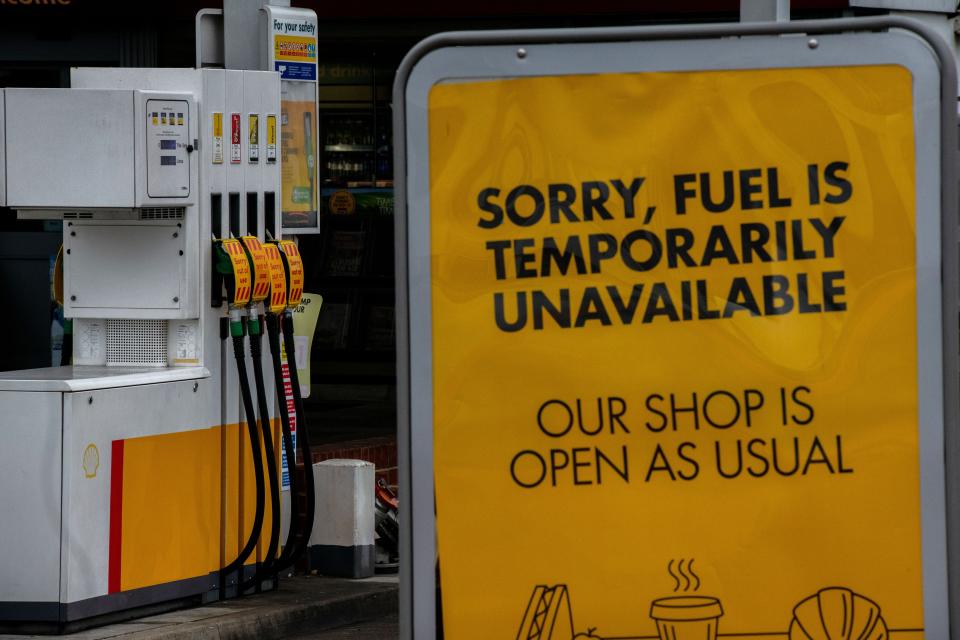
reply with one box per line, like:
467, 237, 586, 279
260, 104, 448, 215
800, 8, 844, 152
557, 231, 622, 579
428, 66, 922, 638
120, 420, 282, 592
120, 428, 221, 591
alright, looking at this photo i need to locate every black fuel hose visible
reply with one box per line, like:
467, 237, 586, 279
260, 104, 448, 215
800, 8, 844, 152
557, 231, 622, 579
220, 331, 267, 593
274, 312, 316, 573
60, 319, 72, 367
60, 333, 72, 367
266, 315, 302, 572
240, 323, 281, 592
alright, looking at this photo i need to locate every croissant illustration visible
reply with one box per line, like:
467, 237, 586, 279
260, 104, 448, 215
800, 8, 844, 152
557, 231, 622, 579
788, 587, 888, 640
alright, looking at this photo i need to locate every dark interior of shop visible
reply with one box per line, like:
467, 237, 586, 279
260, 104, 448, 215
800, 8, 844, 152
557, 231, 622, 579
0, 0, 850, 479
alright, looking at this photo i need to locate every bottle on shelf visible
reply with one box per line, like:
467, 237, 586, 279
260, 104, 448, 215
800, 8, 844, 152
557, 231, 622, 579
376, 131, 392, 179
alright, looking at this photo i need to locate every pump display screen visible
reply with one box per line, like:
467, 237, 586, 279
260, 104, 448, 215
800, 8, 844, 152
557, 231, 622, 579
146, 98, 190, 197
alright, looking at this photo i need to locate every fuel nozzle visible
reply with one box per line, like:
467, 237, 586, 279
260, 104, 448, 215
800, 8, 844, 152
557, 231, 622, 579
214, 236, 255, 336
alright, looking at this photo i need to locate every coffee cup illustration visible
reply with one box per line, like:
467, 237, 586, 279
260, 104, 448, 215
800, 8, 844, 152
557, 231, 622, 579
650, 595, 724, 640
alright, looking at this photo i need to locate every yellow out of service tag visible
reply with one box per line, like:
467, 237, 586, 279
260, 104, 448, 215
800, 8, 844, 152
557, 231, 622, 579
264, 242, 288, 315
239, 236, 270, 303
279, 240, 304, 309
221, 238, 252, 307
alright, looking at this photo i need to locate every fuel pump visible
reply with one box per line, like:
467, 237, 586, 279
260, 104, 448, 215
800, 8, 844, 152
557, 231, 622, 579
238, 234, 281, 591
0, 66, 287, 627
213, 237, 267, 593
266, 238, 316, 572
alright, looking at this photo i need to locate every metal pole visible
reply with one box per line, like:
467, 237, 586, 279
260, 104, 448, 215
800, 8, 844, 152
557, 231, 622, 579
740, 0, 790, 22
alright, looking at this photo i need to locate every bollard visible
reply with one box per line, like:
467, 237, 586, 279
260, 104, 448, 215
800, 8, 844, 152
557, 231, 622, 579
308, 459, 375, 578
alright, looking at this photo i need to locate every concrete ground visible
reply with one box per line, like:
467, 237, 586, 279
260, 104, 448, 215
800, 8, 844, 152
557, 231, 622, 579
0, 576, 398, 640
289, 612, 398, 638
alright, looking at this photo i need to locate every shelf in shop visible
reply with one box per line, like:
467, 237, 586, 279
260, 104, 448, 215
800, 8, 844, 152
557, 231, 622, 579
324, 144, 374, 152
312, 348, 397, 363
320, 182, 393, 189
313, 275, 394, 289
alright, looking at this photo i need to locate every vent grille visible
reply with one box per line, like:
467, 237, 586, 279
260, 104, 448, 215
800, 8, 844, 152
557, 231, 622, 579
63, 212, 94, 219
140, 207, 186, 220
106, 320, 168, 367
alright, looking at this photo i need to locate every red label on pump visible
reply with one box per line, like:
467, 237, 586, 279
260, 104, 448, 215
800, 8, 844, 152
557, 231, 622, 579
230, 113, 241, 164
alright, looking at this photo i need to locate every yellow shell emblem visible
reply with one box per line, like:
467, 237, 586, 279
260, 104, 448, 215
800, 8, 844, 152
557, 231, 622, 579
82, 444, 100, 479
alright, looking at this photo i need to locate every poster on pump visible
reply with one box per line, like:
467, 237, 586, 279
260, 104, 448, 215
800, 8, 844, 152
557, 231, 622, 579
394, 17, 960, 640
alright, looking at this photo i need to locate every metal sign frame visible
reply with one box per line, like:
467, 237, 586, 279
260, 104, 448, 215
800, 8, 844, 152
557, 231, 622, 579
394, 17, 959, 639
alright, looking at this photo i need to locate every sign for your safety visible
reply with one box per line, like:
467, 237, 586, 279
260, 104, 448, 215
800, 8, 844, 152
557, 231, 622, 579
266, 5, 319, 233
398, 22, 957, 640
267, 7, 318, 82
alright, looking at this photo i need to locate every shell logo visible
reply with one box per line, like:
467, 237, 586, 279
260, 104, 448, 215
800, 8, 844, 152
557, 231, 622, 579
82, 444, 99, 479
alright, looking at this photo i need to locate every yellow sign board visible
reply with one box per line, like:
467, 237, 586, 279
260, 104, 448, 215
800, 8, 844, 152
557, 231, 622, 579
291, 292, 323, 398
428, 66, 925, 638
279, 98, 317, 225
